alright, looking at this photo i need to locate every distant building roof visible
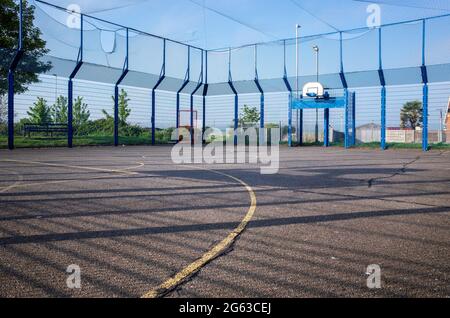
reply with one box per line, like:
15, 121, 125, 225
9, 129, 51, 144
357, 123, 381, 129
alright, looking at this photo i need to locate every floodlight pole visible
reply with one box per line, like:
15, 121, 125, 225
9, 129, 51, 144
421, 19, 429, 152
313, 45, 319, 143
295, 25, 300, 100
295, 24, 303, 145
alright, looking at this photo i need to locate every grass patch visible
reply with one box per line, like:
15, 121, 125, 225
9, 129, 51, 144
0, 135, 172, 149
354, 142, 450, 150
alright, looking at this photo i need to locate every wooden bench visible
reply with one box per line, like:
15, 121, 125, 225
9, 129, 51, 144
23, 123, 68, 138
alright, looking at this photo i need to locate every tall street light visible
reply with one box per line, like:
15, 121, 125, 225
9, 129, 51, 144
313, 45, 319, 143
296, 24, 301, 145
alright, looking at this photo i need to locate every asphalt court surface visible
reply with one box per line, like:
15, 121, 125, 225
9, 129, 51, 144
0, 146, 449, 298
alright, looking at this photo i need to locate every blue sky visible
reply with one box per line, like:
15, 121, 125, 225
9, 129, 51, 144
36, 0, 450, 49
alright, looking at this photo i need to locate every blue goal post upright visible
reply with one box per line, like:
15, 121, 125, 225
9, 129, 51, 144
289, 91, 355, 148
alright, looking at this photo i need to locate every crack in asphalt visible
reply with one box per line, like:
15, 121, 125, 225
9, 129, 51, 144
367, 156, 421, 188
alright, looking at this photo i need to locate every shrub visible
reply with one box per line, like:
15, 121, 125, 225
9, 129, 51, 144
27, 97, 52, 125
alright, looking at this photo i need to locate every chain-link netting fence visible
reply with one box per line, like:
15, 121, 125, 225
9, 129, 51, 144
2, 0, 450, 149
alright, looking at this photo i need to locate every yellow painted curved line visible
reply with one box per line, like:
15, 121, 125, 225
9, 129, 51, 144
0, 160, 145, 191
142, 167, 257, 298
2, 157, 257, 298
0, 169, 24, 193
0, 159, 143, 175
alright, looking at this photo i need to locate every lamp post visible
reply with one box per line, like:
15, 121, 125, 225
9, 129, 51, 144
296, 24, 301, 144
313, 45, 319, 143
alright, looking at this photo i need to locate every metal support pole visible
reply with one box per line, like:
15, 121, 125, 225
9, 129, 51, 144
234, 94, 239, 146
288, 94, 293, 147
324, 108, 330, 147
260, 93, 265, 144
313, 45, 319, 143
177, 46, 191, 132
152, 40, 166, 145
190, 94, 194, 145
422, 84, 429, 151
67, 14, 83, 148
378, 28, 387, 150
254, 45, 265, 144
228, 48, 239, 146
202, 51, 208, 144
352, 91, 356, 146
421, 19, 429, 152
68, 80, 74, 147
202, 95, 206, 143
295, 25, 303, 146
151, 90, 156, 145
283, 40, 294, 148
114, 86, 119, 146
344, 89, 349, 149
381, 86, 386, 149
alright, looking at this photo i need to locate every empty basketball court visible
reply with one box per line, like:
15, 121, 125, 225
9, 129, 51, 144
0, 146, 448, 298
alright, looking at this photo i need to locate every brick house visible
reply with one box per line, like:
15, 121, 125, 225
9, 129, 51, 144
446, 98, 450, 143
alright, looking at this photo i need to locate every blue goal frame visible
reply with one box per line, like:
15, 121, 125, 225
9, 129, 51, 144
289, 91, 356, 148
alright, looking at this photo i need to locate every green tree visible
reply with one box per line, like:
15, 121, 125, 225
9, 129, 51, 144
400, 101, 423, 129
0, 95, 7, 125
73, 96, 90, 135
104, 89, 131, 126
51, 95, 67, 124
239, 105, 260, 127
0, 0, 52, 96
0, 95, 7, 134
27, 97, 51, 124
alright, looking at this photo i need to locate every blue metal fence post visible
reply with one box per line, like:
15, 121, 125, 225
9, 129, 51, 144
339, 31, 349, 149
381, 86, 386, 149
152, 39, 166, 145
283, 40, 294, 147
421, 19, 429, 152
67, 14, 84, 148
379, 27, 387, 150
114, 28, 129, 147
324, 108, 330, 147
190, 48, 203, 146
352, 91, 356, 146
114, 85, 119, 146
176, 46, 191, 143
234, 94, 239, 146
344, 89, 350, 149
202, 51, 208, 144
7, 0, 24, 150
288, 94, 293, 147
423, 84, 429, 151
299, 110, 303, 146
68, 80, 73, 147
227, 48, 238, 146
254, 44, 265, 145
191, 83, 203, 146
